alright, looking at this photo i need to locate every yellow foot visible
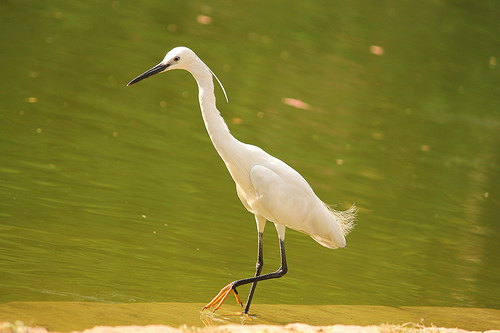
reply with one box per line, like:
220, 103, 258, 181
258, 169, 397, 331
201, 283, 243, 312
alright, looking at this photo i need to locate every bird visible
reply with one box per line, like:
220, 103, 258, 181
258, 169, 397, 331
127, 46, 356, 315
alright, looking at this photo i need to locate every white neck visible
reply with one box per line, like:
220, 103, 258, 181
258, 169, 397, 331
186, 60, 241, 161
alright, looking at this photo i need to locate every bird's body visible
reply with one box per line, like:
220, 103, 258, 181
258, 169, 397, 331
128, 47, 356, 314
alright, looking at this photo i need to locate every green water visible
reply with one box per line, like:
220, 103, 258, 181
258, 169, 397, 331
1, 0, 499, 327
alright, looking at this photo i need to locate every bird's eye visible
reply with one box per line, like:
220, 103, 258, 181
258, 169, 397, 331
174, 56, 180, 62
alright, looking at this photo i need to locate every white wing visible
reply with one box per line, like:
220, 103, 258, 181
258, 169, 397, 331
248, 159, 347, 249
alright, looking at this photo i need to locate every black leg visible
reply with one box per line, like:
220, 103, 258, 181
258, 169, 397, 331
201, 236, 287, 313
234, 237, 287, 314
243, 232, 264, 314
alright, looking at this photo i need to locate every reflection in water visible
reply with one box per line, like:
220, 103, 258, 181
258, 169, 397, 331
200, 311, 254, 327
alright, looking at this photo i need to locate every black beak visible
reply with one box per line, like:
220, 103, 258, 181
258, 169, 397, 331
127, 63, 170, 86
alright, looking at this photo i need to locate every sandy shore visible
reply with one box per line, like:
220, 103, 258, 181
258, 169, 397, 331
2, 322, 500, 333
1, 303, 499, 333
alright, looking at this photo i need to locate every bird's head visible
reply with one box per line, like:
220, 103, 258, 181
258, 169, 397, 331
127, 47, 199, 86
127, 46, 228, 102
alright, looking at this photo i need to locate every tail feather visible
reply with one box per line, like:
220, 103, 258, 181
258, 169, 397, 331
325, 203, 357, 236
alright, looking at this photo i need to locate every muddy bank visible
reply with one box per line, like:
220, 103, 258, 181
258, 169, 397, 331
1, 303, 499, 333
1, 322, 500, 333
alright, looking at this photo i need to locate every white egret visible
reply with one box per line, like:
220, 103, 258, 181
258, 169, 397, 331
127, 47, 356, 315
